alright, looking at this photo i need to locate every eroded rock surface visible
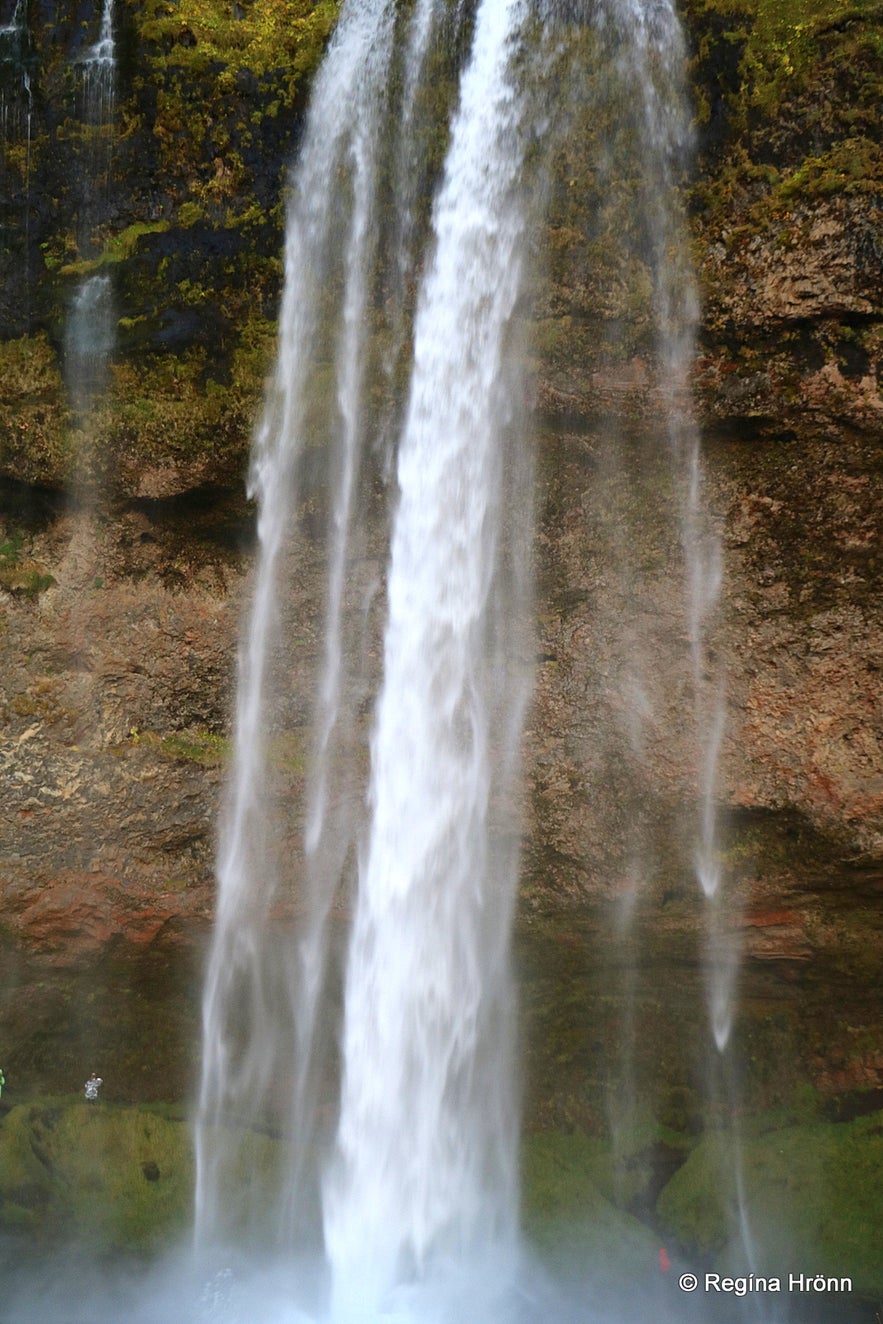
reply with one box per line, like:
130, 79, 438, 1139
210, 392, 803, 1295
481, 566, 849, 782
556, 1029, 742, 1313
0, 0, 881, 1111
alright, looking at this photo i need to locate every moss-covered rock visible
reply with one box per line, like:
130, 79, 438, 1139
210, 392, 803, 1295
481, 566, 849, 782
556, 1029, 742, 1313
683, 0, 883, 432
656, 1109, 883, 1297
0, 0, 340, 489
0, 1097, 304, 1254
0, 1099, 193, 1249
0, 335, 70, 485
521, 1130, 665, 1286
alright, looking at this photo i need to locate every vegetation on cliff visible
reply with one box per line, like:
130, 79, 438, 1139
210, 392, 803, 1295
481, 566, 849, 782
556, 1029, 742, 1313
0, 0, 341, 491
681, 0, 883, 431
1, 0, 881, 479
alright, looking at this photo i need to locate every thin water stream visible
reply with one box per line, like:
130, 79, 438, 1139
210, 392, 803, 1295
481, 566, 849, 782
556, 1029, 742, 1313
0, 0, 33, 325
67, 0, 116, 421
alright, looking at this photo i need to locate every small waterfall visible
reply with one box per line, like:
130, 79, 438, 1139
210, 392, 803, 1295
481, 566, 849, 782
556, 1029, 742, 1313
0, 0, 29, 136
57, 0, 117, 742
545, 0, 737, 1232
66, 0, 116, 472
76, 0, 116, 251
1, 0, 33, 327
624, 5, 750, 1259
65, 272, 114, 425
82, 0, 115, 127
585, 0, 750, 1273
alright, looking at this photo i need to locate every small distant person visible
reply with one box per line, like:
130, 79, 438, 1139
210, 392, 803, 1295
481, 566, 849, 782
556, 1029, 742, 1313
84, 1072, 103, 1102
0, 1067, 5, 1099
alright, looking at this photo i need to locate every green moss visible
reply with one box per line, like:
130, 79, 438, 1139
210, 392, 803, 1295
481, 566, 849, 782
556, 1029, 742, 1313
0, 1101, 193, 1250
0, 334, 70, 485
774, 136, 883, 200
139, 0, 339, 82
130, 726, 230, 766
521, 1131, 662, 1281
103, 348, 252, 481
126, 724, 310, 775
685, 0, 883, 233
747, 0, 883, 106
177, 200, 206, 227
58, 222, 172, 279
0, 568, 55, 599
656, 1111, 883, 1296
136, 0, 341, 218
0, 534, 56, 599
0, 533, 24, 566
686, 0, 882, 124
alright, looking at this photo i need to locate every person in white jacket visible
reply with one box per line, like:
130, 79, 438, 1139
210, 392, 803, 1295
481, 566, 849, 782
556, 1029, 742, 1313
84, 1072, 103, 1102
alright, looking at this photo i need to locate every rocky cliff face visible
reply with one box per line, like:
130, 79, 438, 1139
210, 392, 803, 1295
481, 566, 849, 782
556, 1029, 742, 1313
0, 0, 881, 1107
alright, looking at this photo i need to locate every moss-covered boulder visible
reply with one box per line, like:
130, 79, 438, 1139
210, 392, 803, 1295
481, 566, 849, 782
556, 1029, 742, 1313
0, 1099, 193, 1249
0, 1097, 312, 1254
521, 1130, 667, 1292
656, 1109, 883, 1298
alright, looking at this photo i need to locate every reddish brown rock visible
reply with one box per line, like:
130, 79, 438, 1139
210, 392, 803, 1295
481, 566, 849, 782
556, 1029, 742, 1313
8, 869, 212, 962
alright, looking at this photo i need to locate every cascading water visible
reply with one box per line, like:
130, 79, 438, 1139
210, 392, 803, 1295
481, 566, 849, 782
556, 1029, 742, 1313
0, 0, 877, 1320
65, 272, 114, 425
0, 0, 29, 142
65, 0, 116, 441
322, 0, 536, 1309
197, 0, 540, 1297
81, 0, 115, 144
53, 0, 118, 753
580, 0, 751, 1276
611, 3, 752, 1267
197, 0, 743, 1315
195, 0, 401, 1254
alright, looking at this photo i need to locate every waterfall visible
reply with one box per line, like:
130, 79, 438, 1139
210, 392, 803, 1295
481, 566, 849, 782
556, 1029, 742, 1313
75, 0, 116, 252
54, 0, 118, 755
65, 272, 114, 425
583, 0, 747, 1272
82, 0, 115, 131
197, 0, 539, 1298
197, 0, 404, 1252
599, 0, 731, 1039
323, 0, 534, 1309
614, 0, 746, 1258
0, 0, 29, 139
197, 0, 738, 1311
